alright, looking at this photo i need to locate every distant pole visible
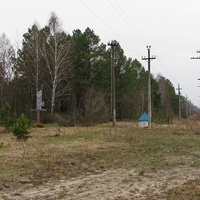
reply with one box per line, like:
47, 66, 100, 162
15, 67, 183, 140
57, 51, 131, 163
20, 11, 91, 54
108, 41, 118, 126
185, 95, 188, 118
142, 46, 156, 128
176, 84, 182, 119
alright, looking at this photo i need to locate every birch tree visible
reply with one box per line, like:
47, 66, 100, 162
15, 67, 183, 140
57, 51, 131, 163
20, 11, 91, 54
44, 13, 73, 113
0, 33, 15, 106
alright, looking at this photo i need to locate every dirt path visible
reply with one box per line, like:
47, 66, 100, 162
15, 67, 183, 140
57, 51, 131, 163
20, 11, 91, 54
1, 166, 200, 200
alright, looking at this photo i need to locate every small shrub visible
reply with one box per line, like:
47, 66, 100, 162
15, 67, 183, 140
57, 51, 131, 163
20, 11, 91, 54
138, 170, 145, 176
0, 142, 4, 149
11, 113, 31, 141
77, 88, 109, 126
11, 114, 31, 162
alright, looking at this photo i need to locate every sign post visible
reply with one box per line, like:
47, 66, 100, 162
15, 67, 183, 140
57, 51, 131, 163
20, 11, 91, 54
32, 90, 46, 123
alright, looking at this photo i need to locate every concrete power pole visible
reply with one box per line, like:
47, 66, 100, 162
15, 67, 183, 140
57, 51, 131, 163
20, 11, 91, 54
176, 84, 182, 119
185, 95, 188, 118
108, 41, 118, 126
142, 46, 156, 128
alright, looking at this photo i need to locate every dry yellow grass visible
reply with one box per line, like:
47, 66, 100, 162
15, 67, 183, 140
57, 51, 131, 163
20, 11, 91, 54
1, 117, 200, 199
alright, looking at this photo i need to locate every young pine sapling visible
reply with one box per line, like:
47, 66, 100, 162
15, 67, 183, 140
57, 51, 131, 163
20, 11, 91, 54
11, 113, 31, 161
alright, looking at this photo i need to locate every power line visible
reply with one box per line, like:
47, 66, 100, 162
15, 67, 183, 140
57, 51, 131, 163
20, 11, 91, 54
79, 0, 117, 35
110, 0, 148, 46
79, 0, 142, 56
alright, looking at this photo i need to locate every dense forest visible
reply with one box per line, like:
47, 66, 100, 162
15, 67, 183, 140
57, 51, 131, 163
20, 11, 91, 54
0, 13, 199, 126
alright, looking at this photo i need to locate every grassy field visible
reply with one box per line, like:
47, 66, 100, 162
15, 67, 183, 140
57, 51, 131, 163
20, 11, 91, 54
1, 117, 200, 199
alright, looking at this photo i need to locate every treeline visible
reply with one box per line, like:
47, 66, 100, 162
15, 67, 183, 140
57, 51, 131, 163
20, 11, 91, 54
0, 13, 198, 126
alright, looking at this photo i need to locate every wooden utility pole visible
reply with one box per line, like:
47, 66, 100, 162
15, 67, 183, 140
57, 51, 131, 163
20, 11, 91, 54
142, 46, 156, 129
176, 84, 182, 119
108, 41, 118, 126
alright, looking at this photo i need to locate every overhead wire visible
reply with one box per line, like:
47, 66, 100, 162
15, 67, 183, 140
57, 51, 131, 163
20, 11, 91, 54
110, 0, 148, 46
79, 0, 142, 57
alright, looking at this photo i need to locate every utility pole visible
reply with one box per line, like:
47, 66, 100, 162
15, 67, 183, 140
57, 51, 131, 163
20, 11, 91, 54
191, 50, 200, 59
176, 84, 182, 119
108, 40, 118, 126
142, 46, 156, 129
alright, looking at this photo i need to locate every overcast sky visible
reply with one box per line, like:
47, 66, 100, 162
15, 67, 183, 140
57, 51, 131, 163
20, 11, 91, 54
1, 0, 200, 107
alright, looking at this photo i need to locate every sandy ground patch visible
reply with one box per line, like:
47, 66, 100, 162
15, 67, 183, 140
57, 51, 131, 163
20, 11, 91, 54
1, 166, 200, 200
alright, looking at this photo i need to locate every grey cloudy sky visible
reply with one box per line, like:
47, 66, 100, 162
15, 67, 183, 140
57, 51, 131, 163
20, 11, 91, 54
1, 0, 200, 106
